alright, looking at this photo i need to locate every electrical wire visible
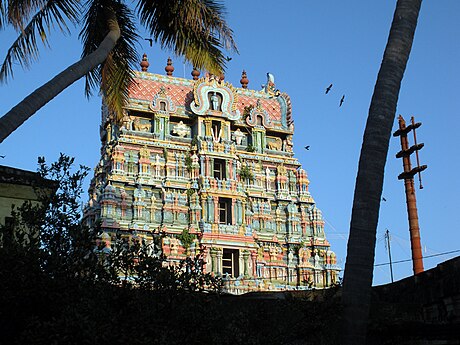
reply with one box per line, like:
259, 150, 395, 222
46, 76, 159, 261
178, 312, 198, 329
374, 249, 460, 267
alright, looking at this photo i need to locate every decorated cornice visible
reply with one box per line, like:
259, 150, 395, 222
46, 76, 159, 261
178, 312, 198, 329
246, 99, 274, 129
191, 75, 240, 120
149, 86, 177, 114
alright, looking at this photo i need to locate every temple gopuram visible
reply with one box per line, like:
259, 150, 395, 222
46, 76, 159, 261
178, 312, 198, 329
84, 55, 340, 293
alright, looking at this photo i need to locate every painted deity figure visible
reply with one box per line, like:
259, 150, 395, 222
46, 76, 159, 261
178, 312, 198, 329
210, 92, 219, 111
150, 193, 156, 221
265, 167, 271, 190
121, 112, 133, 131
232, 128, 245, 145
262, 72, 280, 97
120, 187, 127, 218
314, 250, 321, 267
190, 152, 199, 178
299, 247, 310, 266
275, 206, 281, 219
288, 250, 294, 264
288, 170, 297, 192
190, 152, 198, 165
284, 134, 293, 152
153, 154, 161, 177
133, 184, 146, 219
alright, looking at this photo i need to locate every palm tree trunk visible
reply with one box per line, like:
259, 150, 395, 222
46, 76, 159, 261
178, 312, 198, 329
341, 1, 422, 344
0, 20, 121, 143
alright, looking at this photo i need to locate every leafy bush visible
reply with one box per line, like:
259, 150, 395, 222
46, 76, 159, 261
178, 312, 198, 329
246, 144, 256, 152
239, 164, 254, 181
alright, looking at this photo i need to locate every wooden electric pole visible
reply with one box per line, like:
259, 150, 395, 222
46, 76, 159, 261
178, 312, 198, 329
393, 115, 427, 275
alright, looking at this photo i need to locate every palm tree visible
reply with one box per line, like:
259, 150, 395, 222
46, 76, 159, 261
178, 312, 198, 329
0, 0, 236, 143
341, 1, 422, 343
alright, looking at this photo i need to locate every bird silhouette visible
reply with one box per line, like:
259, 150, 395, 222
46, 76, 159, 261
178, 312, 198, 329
144, 38, 153, 47
226, 56, 232, 62
339, 95, 345, 107
325, 83, 333, 94
0, 155, 5, 158
382, 197, 387, 202
304, 146, 310, 150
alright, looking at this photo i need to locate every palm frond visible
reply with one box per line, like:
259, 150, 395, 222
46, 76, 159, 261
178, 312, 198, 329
80, 0, 138, 121
0, 0, 80, 82
6, 0, 45, 29
0, 0, 7, 28
137, 0, 237, 75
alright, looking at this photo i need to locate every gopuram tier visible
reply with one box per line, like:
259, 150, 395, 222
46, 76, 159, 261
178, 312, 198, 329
84, 55, 341, 293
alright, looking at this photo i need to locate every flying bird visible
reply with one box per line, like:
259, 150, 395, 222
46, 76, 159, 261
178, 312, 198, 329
339, 95, 345, 107
325, 83, 333, 94
226, 56, 232, 62
304, 146, 310, 150
0, 155, 5, 158
144, 38, 153, 47
382, 197, 387, 202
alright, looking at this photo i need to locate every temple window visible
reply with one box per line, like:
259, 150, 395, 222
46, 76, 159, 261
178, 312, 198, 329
213, 158, 226, 180
218, 197, 232, 224
160, 101, 166, 111
222, 248, 239, 277
256, 115, 263, 126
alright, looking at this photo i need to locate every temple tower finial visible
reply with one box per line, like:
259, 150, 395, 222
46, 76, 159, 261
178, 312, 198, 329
240, 70, 249, 88
191, 67, 200, 80
165, 57, 174, 76
140, 53, 149, 72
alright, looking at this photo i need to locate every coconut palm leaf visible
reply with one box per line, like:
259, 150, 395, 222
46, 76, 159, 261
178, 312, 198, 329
137, 0, 237, 75
0, 0, 7, 28
0, 0, 80, 81
3, 0, 45, 29
0, 0, 236, 142
80, 0, 138, 120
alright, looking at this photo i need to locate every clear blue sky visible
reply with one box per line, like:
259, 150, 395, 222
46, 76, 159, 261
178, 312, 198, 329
1, 1, 459, 286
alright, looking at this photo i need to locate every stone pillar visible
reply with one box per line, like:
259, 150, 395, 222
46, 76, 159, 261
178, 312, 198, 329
228, 159, 233, 180
213, 196, 219, 224
210, 248, 217, 273
200, 156, 205, 176
236, 200, 242, 225
200, 195, 206, 221
243, 251, 250, 277
251, 251, 258, 277
207, 196, 214, 222
210, 157, 214, 177
204, 119, 212, 137
216, 249, 222, 275
205, 157, 210, 176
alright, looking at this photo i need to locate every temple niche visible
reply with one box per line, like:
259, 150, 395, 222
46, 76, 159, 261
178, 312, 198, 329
83, 56, 340, 294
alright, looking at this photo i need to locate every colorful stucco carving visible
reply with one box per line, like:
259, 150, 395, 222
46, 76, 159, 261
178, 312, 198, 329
84, 59, 340, 293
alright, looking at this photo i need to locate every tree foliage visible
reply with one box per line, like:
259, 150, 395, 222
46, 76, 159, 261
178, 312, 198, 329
0, 155, 222, 340
239, 164, 254, 181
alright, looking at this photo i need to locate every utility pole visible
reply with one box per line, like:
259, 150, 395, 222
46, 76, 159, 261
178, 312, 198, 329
384, 229, 394, 283
393, 115, 427, 275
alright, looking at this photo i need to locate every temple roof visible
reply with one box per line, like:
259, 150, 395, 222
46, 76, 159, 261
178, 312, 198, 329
128, 70, 290, 128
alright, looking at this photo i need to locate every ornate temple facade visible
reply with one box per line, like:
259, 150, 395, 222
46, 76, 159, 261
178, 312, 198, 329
84, 55, 340, 293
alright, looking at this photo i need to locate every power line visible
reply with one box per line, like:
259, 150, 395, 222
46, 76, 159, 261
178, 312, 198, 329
374, 249, 460, 267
